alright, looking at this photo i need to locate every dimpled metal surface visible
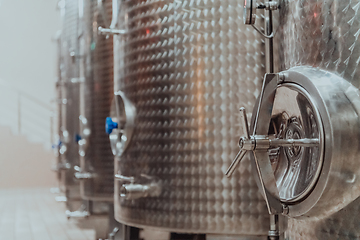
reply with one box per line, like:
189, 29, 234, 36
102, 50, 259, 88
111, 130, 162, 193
55, 33, 63, 185
276, 0, 360, 239
62, 0, 80, 204
59, 0, 82, 210
113, 0, 269, 234
79, 0, 115, 201
285, 197, 360, 240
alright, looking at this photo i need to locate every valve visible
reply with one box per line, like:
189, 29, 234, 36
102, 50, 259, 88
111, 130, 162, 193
75, 134, 82, 143
52, 140, 62, 149
106, 117, 118, 134
97, 0, 127, 38
98, 26, 127, 36
225, 73, 321, 215
225, 108, 319, 178
115, 174, 162, 200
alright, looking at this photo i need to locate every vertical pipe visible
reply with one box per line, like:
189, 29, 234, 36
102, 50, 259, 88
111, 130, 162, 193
265, 2, 274, 73
264, 2, 278, 239
268, 214, 280, 240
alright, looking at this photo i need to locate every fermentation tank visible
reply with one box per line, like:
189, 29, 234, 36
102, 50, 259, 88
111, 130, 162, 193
105, 0, 273, 237
75, 0, 122, 237
279, 1, 360, 239
53, 30, 64, 188
230, 0, 360, 239
77, 0, 115, 204
57, 0, 82, 212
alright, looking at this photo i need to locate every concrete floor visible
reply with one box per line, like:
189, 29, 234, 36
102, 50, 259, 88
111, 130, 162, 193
0, 188, 96, 240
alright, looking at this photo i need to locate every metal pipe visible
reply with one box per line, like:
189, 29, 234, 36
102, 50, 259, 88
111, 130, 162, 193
268, 214, 280, 240
265, 2, 279, 238
98, 26, 126, 36
265, 1, 274, 73
120, 183, 153, 200
269, 138, 320, 148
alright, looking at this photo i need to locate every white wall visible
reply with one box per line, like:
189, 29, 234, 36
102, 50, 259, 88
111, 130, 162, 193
0, 0, 60, 104
0, 0, 61, 188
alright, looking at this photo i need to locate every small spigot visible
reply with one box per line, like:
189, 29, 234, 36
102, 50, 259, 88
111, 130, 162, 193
98, 26, 127, 36
74, 166, 96, 180
119, 182, 161, 200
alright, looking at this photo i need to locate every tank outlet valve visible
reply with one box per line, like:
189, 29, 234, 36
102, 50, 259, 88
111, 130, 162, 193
74, 172, 96, 180
74, 166, 96, 180
75, 134, 82, 143
106, 117, 118, 134
120, 183, 162, 200
98, 27, 127, 36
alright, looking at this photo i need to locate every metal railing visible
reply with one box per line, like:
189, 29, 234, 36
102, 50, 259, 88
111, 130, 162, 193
0, 79, 54, 150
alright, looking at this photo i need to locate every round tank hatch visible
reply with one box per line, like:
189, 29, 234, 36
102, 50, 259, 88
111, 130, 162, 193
268, 83, 324, 203
227, 66, 360, 218
108, 91, 136, 157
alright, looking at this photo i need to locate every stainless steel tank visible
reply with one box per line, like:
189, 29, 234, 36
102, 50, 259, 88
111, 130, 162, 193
277, 1, 360, 239
106, 0, 271, 236
75, 0, 121, 237
53, 30, 64, 188
76, 0, 115, 203
58, 0, 82, 212
232, 1, 360, 239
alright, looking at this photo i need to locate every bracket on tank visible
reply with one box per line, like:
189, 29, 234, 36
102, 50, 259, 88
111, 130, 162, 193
243, 0, 279, 39
97, 0, 128, 37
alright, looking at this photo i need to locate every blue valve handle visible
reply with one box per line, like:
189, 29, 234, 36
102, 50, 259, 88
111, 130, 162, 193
75, 134, 82, 143
52, 140, 62, 149
106, 117, 118, 134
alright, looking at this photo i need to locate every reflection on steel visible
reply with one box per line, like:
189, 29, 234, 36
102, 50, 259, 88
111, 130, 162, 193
112, 0, 270, 235
78, 0, 115, 201
273, 1, 360, 239
57, 0, 82, 211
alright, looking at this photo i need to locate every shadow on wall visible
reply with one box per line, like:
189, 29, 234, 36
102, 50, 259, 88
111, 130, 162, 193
0, 126, 57, 188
